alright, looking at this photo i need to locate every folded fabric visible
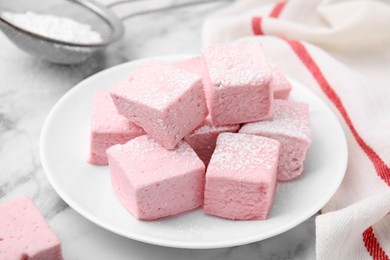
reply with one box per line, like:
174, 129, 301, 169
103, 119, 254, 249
202, 0, 390, 259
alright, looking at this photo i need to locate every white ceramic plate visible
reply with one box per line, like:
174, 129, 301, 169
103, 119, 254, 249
40, 55, 348, 249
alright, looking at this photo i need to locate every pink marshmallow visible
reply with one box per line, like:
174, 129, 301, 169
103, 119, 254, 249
0, 197, 62, 260
110, 60, 208, 150
106, 135, 205, 220
270, 65, 292, 100
184, 116, 240, 165
204, 133, 280, 220
201, 43, 273, 125
239, 100, 311, 181
89, 90, 145, 165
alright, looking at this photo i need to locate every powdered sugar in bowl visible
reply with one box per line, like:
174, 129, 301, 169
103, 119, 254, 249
0, 0, 228, 64
0, 0, 124, 64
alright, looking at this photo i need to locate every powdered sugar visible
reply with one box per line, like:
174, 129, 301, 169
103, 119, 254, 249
2, 11, 102, 44
107, 135, 204, 186
240, 100, 311, 140
114, 60, 202, 110
209, 133, 280, 172
110, 135, 198, 160
202, 43, 272, 88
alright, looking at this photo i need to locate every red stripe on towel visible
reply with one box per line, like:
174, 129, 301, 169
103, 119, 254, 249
250, 10, 389, 258
363, 226, 390, 260
252, 17, 264, 35
283, 38, 390, 260
270, 1, 287, 18
252, 1, 287, 35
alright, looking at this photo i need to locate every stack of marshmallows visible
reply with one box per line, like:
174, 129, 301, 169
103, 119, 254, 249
89, 43, 311, 221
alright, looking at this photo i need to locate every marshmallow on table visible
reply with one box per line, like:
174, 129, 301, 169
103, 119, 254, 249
110, 60, 208, 150
89, 90, 145, 165
204, 133, 280, 220
0, 197, 62, 260
240, 100, 311, 181
201, 43, 273, 125
107, 135, 205, 220
270, 66, 292, 100
184, 116, 240, 165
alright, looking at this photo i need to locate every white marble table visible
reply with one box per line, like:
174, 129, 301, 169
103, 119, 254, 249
0, 1, 316, 259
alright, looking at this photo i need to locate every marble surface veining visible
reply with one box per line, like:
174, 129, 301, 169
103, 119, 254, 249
0, 0, 316, 259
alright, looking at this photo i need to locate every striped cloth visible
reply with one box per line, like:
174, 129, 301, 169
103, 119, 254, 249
202, 0, 390, 259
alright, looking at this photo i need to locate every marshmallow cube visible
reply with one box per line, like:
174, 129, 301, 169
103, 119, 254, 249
240, 100, 311, 181
0, 198, 62, 260
89, 90, 145, 165
110, 60, 208, 150
107, 135, 205, 220
201, 43, 273, 125
204, 133, 280, 220
184, 116, 240, 165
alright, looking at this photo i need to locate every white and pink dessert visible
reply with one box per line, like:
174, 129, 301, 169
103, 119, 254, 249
110, 60, 208, 150
240, 100, 311, 181
0, 197, 63, 260
106, 135, 205, 220
89, 90, 145, 165
270, 66, 292, 100
201, 43, 273, 125
184, 116, 240, 165
204, 133, 280, 220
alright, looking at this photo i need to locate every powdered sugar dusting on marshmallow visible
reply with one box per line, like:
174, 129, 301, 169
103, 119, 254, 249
240, 100, 311, 140
113, 60, 201, 110
111, 135, 190, 154
209, 133, 280, 173
202, 43, 272, 88
108, 135, 201, 173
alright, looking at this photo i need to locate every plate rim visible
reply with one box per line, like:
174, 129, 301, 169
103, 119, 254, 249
40, 55, 348, 249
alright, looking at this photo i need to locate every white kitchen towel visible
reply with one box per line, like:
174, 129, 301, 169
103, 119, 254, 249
202, 0, 390, 259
